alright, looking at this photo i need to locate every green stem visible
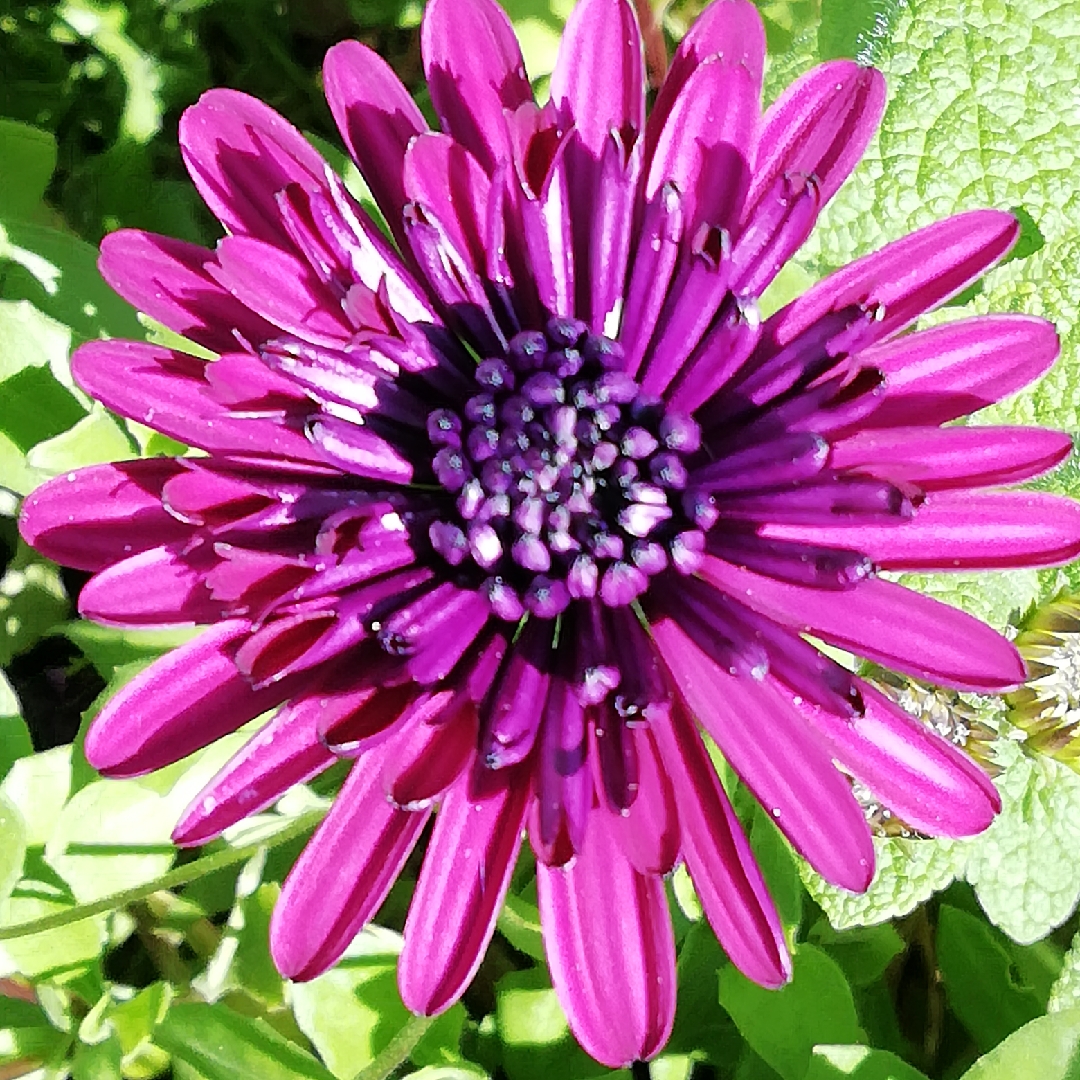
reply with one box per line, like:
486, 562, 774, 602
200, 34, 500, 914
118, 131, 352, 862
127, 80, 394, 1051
0, 810, 326, 941
350, 1013, 437, 1080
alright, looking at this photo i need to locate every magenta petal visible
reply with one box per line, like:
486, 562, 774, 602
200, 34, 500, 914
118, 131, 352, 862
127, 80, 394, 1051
398, 766, 529, 1014
796, 680, 1001, 838
652, 615, 874, 891
537, 808, 676, 1068
767, 210, 1019, 349
71, 341, 323, 463
700, 557, 1026, 691
98, 230, 275, 354
19, 459, 189, 572
381, 704, 478, 809
421, 0, 533, 175
609, 726, 680, 875
322, 39, 428, 243
862, 315, 1061, 428
84, 620, 296, 777
646, 57, 758, 233
79, 545, 218, 628
648, 703, 790, 987
212, 235, 356, 346
549, 0, 645, 155
179, 89, 327, 244
748, 60, 885, 215
173, 695, 336, 846
830, 425, 1073, 489
647, 0, 764, 167
764, 489, 1080, 571
271, 755, 430, 981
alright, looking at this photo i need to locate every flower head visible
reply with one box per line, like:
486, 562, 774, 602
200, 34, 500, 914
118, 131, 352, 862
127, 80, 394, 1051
20, 0, 1080, 1065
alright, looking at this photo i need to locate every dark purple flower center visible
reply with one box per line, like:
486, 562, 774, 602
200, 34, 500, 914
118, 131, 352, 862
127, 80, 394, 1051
426, 317, 709, 620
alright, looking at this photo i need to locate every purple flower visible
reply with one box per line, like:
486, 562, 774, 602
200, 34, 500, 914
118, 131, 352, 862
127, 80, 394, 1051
20, 0, 1080, 1065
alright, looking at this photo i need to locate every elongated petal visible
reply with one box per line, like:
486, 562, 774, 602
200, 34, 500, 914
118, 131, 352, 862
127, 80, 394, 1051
766, 211, 1019, 350
71, 341, 323, 463
748, 61, 885, 214
648, 703, 790, 987
653, 615, 873, 891
271, 756, 430, 981
179, 89, 327, 244
79, 545, 219, 627
549, 0, 645, 155
84, 620, 295, 776
862, 315, 1060, 428
646, 57, 757, 233
763, 489, 1080, 570
322, 40, 428, 241
99, 230, 275, 354
398, 766, 529, 1014
19, 459, 189, 571
647, 0, 764, 167
831, 425, 1072, 489
173, 696, 336, 846
796, 681, 1000, 838
609, 726, 680, 875
421, 0, 533, 175
537, 808, 676, 1068
700, 556, 1025, 691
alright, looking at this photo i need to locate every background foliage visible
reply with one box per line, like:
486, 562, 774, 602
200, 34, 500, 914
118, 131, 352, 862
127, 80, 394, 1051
2, 0, 1080, 1077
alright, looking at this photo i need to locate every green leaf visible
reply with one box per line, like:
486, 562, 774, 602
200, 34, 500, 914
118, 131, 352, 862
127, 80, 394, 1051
808, 922, 905, 987
72, 1035, 125, 1080
501, 0, 574, 86
0, 792, 27, 909
27, 405, 134, 476
400, 1069, 489, 1080
290, 926, 465, 1080
61, 623, 200, 681
718, 944, 864, 1080
0, 744, 72, 847
155, 1001, 335, 1080
0, 541, 69, 666
1050, 933, 1080, 1014
964, 741, 1080, 944
936, 904, 1042, 1053
802, 834, 964, 930
0, 218, 143, 343
749, 807, 804, 931
0, 119, 58, 220
497, 892, 545, 962
896, 570, 1041, 634
0, 995, 71, 1067
817, 0, 902, 63
0, 364, 86, 451
494, 967, 624, 1080
960, 1009, 1080, 1080
806, 1045, 930, 1080
43, 778, 179, 903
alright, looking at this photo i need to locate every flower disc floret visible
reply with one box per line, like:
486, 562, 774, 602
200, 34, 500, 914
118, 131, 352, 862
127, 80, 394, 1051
426, 316, 705, 617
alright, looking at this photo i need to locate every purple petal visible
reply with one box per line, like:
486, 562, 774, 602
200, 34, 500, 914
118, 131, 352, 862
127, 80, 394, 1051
79, 544, 219, 628
831, 425, 1073, 489
646, 57, 758, 234
862, 315, 1060, 428
747, 60, 885, 217
212, 235, 358, 346
84, 620, 298, 777
398, 765, 530, 1014
179, 89, 327, 244
765, 210, 1019, 350
763, 489, 1080, 571
381, 703, 478, 809
404, 133, 491, 276
646, 0, 765, 166
322, 39, 428, 244
19, 459, 190, 572
71, 341, 325, 464
549, 0, 645, 155
421, 0, 533, 175
652, 614, 874, 891
172, 694, 337, 846
609, 726, 680, 875
271, 755, 430, 981
648, 703, 791, 987
537, 807, 676, 1068
308, 415, 414, 483
98, 230, 275, 354
796, 680, 1001, 838
700, 556, 1026, 691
